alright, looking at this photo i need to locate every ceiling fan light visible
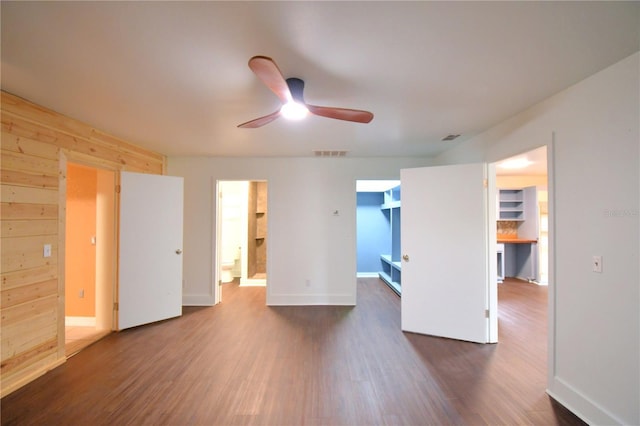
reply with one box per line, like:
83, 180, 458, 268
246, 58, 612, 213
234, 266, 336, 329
280, 101, 309, 120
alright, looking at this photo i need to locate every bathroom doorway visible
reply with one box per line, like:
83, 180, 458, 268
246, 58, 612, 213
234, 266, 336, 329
216, 180, 268, 302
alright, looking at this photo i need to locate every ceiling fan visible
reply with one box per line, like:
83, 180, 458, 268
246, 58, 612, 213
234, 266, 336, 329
238, 56, 374, 128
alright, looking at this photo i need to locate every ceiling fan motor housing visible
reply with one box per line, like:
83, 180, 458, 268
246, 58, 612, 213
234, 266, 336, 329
286, 78, 306, 103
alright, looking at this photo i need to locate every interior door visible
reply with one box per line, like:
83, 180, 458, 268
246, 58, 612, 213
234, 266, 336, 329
400, 163, 496, 343
118, 171, 184, 330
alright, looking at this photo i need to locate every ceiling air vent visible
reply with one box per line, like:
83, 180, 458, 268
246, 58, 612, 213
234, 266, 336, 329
442, 134, 461, 141
314, 150, 347, 157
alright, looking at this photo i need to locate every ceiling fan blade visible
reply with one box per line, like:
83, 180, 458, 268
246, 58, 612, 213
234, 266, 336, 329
306, 104, 374, 124
248, 56, 292, 104
237, 110, 281, 128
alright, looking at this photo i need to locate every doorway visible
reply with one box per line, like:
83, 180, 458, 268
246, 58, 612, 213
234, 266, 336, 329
495, 145, 549, 286
493, 145, 550, 345
216, 180, 268, 303
355, 180, 401, 295
64, 163, 114, 356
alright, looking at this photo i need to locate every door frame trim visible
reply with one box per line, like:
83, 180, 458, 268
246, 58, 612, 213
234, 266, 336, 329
58, 151, 119, 357
213, 179, 269, 305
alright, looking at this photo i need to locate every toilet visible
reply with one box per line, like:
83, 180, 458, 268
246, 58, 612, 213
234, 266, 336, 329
221, 261, 234, 283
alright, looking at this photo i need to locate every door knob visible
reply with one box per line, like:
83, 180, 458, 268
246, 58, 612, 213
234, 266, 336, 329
176, 249, 183, 255
402, 254, 409, 261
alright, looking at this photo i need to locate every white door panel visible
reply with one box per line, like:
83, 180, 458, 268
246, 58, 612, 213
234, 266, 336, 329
118, 172, 184, 330
401, 163, 493, 343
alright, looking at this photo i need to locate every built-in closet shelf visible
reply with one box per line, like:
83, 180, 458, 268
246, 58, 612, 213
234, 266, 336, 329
380, 201, 401, 210
498, 189, 525, 221
380, 255, 401, 271
378, 184, 402, 296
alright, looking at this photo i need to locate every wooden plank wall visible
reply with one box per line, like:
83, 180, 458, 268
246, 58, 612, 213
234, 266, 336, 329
0, 91, 165, 396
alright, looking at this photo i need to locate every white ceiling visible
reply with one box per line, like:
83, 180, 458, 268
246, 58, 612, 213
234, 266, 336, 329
496, 145, 547, 176
2, 2, 638, 158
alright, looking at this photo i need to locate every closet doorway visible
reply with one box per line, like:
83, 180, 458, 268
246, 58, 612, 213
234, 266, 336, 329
355, 180, 401, 295
216, 180, 268, 302
64, 163, 114, 356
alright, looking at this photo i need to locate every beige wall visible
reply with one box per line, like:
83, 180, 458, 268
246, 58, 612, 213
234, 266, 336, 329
0, 91, 165, 396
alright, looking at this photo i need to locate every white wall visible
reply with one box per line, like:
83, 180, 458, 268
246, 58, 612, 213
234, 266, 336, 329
167, 157, 431, 306
435, 53, 640, 425
218, 180, 247, 277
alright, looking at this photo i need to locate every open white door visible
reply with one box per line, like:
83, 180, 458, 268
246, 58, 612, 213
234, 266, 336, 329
118, 172, 184, 330
401, 163, 496, 343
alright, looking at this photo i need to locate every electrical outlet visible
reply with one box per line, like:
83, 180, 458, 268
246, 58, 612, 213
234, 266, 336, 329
43, 244, 52, 258
592, 255, 602, 273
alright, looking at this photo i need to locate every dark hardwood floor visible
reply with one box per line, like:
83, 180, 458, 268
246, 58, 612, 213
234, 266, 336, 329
1, 278, 585, 425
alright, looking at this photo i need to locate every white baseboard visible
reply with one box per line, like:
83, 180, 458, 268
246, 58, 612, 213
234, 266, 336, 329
182, 294, 216, 306
357, 272, 380, 278
65, 316, 96, 327
240, 278, 266, 287
267, 293, 356, 306
547, 376, 624, 425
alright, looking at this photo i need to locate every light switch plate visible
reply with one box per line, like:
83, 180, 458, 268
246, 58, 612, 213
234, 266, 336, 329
592, 255, 602, 273
43, 244, 52, 258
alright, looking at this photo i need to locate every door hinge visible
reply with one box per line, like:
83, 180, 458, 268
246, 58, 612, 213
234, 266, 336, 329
485, 309, 490, 318
114, 302, 119, 311
218, 280, 223, 286
115, 185, 121, 194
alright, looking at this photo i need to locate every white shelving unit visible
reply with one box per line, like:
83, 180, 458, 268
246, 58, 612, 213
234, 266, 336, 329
379, 185, 401, 295
498, 189, 525, 221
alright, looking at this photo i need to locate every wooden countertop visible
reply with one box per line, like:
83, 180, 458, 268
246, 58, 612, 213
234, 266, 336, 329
497, 238, 538, 244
